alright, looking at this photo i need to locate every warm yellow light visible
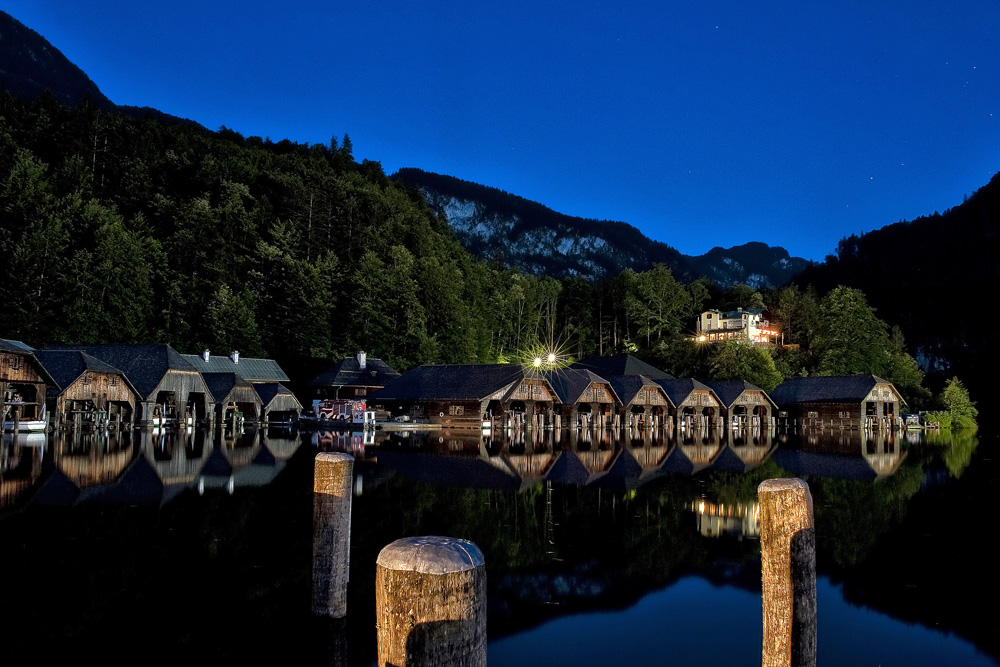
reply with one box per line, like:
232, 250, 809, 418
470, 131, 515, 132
533, 357, 542, 367
547, 352, 556, 364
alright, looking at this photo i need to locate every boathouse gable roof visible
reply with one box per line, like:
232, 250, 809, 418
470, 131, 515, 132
372, 364, 542, 402
182, 353, 289, 383
703, 379, 778, 410
44, 344, 199, 399
200, 372, 253, 403
0, 339, 36, 354
33, 350, 133, 395
254, 382, 303, 411
572, 354, 673, 380
544, 369, 620, 406
603, 374, 673, 408
654, 377, 719, 407
309, 355, 400, 388
769, 375, 905, 406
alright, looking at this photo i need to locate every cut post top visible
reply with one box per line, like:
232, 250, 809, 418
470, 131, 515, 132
377, 536, 485, 575
316, 452, 355, 464
759, 477, 809, 494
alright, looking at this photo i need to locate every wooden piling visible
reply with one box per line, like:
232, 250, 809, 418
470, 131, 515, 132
759, 478, 817, 667
375, 536, 486, 667
312, 452, 354, 618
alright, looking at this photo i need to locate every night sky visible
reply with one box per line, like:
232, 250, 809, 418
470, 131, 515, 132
5, 1, 998, 261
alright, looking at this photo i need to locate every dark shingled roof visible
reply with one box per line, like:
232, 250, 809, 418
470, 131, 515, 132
602, 374, 673, 408
254, 382, 302, 410
572, 354, 673, 380
703, 379, 777, 410
654, 378, 718, 407
182, 353, 289, 382
310, 354, 400, 388
0, 339, 35, 353
200, 372, 253, 402
33, 350, 130, 393
44, 344, 199, 400
371, 364, 531, 401
769, 375, 904, 407
543, 369, 620, 405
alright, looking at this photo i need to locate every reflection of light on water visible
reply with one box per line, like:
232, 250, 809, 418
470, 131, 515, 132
692, 498, 761, 539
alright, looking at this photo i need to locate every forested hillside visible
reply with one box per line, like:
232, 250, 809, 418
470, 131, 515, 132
795, 175, 1000, 400
0, 92, 713, 376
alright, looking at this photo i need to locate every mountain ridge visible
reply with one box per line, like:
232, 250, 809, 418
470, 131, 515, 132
394, 167, 812, 287
0, 10, 204, 128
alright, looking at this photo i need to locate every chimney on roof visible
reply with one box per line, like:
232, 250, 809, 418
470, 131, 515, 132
231, 350, 239, 364
357, 351, 367, 369
202, 349, 210, 362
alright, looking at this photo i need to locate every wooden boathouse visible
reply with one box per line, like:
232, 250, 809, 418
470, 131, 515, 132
655, 378, 722, 430
769, 375, 905, 430
47, 344, 214, 426
33, 349, 140, 429
369, 364, 557, 429
309, 351, 400, 400
602, 374, 674, 430
1, 339, 53, 432
544, 368, 620, 430
703, 379, 777, 429
254, 382, 302, 425
201, 372, 261, 428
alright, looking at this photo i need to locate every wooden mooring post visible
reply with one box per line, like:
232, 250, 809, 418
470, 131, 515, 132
759, 478, 817, 667
375, 536, 486, 667
312, 452, 354, 618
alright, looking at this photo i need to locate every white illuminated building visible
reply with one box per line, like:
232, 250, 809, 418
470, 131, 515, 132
695, 308, 780, 345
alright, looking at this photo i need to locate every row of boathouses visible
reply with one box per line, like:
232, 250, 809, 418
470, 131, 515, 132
4, 336, 908, 434
2, 339, 301, 432
364, 354, 907, 432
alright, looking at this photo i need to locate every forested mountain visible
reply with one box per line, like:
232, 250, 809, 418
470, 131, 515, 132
0, 10, 202, 128
794, 175, 1000, 401
394, 168, 811, 287
0, 11, 111, 110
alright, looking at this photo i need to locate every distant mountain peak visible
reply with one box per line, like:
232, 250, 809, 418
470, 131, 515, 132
0, 10, 202, 128
394, 168, 810, 287
0, 10, 113, 108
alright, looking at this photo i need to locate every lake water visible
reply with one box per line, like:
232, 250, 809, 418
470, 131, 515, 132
0, 425, 995, 666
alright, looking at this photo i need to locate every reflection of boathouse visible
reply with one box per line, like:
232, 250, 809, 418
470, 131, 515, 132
2, 339, 53, 432
370, 364, 557, 429
35, 350, 140, 429
770, 375, 905, 430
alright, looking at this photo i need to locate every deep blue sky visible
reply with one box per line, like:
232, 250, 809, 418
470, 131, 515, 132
6, 1, 998, 261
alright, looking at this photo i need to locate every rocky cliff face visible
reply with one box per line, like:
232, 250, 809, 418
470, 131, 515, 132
408, 169, 810, 287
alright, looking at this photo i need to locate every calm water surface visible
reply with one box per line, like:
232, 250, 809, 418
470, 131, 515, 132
0, 424, 994, 666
